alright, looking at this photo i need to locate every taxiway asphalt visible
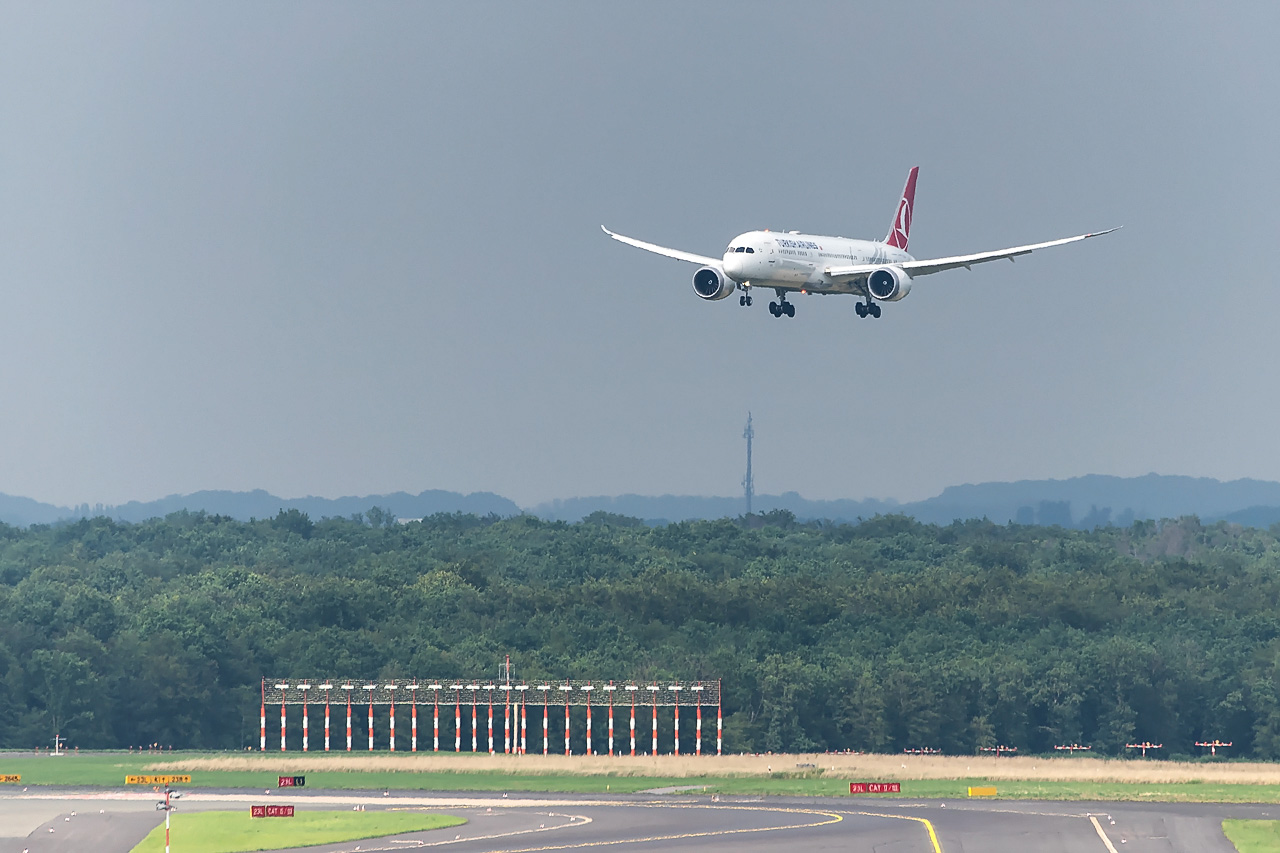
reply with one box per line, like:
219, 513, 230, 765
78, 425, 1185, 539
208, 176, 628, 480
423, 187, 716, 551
3, 788, 1276, 853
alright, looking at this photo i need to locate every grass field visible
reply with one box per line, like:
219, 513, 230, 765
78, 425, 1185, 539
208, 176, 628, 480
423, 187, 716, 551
8, 751, 1280, 802
1223, 819, 1280, 853
129, 810, 465, 853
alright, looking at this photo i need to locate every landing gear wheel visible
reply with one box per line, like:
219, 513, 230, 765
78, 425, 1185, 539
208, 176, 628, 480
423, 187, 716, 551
746, 295, 753, 306
784, 302, 795, 318
870, 303, 882, 318
769, 302, 780, 317
856, 302, 867, 318
739, 295, 746, 306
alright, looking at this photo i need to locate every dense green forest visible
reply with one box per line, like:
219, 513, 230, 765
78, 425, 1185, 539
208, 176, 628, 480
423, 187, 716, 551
3, 508, 1280, 758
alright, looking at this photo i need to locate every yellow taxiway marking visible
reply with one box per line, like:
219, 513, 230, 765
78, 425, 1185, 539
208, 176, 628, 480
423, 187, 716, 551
850, 811, 943, 853
1088, 815, 1120, 853
449, 806, 843, 852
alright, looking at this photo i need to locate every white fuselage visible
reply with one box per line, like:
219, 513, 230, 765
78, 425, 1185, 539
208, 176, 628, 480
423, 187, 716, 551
721, 230, 913, 294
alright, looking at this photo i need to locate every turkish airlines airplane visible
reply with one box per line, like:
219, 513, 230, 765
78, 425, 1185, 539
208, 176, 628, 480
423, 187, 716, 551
602, 167, 1116, 318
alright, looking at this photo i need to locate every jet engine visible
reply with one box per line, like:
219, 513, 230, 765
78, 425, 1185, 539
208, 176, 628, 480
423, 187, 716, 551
692, 266, 736, 301
866, 266, 913, 302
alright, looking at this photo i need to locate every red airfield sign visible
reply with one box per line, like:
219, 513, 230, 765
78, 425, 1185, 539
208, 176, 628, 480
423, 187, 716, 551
251, 805, 295, 817
850, 782, 901, 794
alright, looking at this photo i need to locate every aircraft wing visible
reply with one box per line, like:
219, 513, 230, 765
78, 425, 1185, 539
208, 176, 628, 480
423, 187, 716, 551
825, 228, 1119, 280
601, 226, 719, 266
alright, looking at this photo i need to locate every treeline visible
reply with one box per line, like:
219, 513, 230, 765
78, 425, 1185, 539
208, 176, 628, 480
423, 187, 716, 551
2, 508, 1280, 758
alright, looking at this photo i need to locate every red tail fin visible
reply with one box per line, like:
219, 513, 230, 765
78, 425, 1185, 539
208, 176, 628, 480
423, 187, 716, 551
884, 166, 919, 251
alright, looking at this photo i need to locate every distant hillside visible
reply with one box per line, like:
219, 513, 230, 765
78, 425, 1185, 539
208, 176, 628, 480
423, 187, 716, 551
0, 489, 519, 526
3, 474, 1280, 529
532, 492, 898, 525
531, 475, 1280, 529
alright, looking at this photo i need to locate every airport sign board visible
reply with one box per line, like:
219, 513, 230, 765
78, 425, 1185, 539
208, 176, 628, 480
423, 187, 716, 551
125, 775, 191, 785
849, 782, 901, 794
251, 805, 295, 817
278, 776, 306, 788
0, 775, 19, 783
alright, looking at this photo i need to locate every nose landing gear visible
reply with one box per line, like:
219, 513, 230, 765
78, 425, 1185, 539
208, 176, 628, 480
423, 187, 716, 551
856, 300, 882, 319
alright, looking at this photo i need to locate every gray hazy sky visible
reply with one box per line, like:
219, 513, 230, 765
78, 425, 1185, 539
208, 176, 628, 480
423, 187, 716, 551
1, 2, 1277, 509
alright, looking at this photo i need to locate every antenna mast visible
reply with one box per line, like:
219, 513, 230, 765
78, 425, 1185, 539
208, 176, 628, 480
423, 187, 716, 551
742, 413, 754, 516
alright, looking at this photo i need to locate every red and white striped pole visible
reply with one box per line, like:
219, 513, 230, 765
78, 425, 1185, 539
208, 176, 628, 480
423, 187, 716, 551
696, 701, 702, 756
389, 694, 396, 752
260, 680, 266, 752
717, 683, 722, 756
674, 704, 680, 755
564, 688, 571, 756
346, 688, 353, 751
324, 688, 331, 752
454, 689, 461, 752
471, 691, 478, 752
280, 696, 287, 752
607, 684, 615, 756
301, 687, 309, 752
433, 689, 440, 752
504, 692, 511, 754
487, 690, 494, 754
367, 689, 374, 752
652, 687, 658, 755
630, 688, 636, 756
585, 685, 593, 755
520, 693, 527, 754
542, 688, 549, 755
411, 692, 418, 752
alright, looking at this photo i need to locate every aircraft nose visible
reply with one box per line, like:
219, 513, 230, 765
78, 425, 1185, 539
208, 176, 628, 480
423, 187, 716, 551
723, 253, 744, 280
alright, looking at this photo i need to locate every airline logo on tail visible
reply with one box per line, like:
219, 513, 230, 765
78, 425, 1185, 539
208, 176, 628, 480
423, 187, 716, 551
885, 166, 919, 251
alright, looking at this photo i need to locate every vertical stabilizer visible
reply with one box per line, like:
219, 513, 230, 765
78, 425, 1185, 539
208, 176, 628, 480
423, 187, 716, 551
884, 166, 919, 250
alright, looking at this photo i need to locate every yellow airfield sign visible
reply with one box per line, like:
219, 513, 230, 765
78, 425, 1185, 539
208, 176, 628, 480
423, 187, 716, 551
125, 775, 191, 785
0, 775, 20, 783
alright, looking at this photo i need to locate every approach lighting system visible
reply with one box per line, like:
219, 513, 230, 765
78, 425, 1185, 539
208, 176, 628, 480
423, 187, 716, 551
262, 675, 722, 756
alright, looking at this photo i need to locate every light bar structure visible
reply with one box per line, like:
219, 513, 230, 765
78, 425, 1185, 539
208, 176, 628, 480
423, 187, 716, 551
263, 677, 722, 755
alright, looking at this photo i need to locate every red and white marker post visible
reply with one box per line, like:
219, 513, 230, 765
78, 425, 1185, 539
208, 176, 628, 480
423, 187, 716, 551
584, 684, 593, 755
454, 685, 461, 752
345, 685, 353, 751
606, 683, 615, 756
541, 685, 550, 755
487, 687, 494, 754
564, 686, 572, 756
300, 684, 309, 752
628, 685, 637, 756
695, 684, 703, 756
650, 684, 659, 755
260, 680, 266, 752
323, 685, 331, 752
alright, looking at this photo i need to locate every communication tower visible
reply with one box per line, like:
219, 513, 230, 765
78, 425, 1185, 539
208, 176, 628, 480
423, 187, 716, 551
742, 413, 755, 515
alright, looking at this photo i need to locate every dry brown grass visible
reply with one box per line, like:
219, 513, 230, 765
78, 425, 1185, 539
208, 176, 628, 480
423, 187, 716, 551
146, 752, 1280, 785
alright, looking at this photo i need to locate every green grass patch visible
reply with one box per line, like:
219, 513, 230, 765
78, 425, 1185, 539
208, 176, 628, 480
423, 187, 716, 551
1223, 819, 1280, 852
10, 752, 1280, 804
129, 810, 465, 853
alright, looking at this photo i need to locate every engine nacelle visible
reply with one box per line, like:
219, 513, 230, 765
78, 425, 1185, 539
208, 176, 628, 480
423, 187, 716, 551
692, 266, 736, 301
866, 266, 913, 302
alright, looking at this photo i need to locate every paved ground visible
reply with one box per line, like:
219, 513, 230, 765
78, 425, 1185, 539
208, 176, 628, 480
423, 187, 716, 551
3, 788, 1278, 853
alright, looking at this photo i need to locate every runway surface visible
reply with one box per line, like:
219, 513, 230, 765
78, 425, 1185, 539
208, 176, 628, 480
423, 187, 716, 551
3, 787, 1277, 853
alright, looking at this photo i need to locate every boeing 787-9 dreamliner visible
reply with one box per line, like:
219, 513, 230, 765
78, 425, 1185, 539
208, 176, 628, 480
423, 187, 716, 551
602, 167, 1116, 318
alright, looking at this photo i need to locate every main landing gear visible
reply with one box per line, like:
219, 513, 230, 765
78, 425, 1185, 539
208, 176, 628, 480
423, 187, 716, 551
768, 290, 795, 318
856, 300, 882, 319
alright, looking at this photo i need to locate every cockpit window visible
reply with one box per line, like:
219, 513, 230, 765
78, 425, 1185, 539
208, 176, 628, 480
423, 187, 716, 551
735, 246, 746, 253
745, 247, 755, 253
